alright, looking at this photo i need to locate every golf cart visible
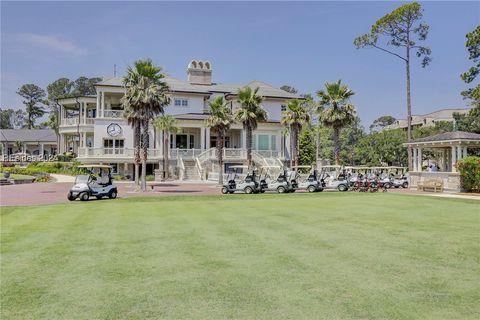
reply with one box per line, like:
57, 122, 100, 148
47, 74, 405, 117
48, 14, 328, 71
319, 165, 349, 191
390, 167, 409, 188
260, 166, 296, 193
221, 165, 262, 194
291, 165, 324, 192
373, 167, 394, 189
68, 165, 118, 201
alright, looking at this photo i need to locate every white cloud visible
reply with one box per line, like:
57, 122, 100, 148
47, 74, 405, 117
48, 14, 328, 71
14, 33, 87, 56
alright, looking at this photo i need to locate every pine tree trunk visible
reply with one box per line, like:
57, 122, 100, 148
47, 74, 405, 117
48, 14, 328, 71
333, 127, 340, 165
406, 32, 413, 171
246, 127, 252, 168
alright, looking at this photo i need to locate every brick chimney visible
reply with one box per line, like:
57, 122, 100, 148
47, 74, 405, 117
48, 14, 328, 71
187, 60, 212, 85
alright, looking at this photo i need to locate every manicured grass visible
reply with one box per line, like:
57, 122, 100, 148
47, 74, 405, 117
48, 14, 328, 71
1, 193, 479, 319
6, 174, 35, 180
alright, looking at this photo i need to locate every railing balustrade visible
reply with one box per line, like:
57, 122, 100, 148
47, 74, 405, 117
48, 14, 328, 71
78, 148, 161, 158
61, 118, 94, 126
103, 110, 123, 118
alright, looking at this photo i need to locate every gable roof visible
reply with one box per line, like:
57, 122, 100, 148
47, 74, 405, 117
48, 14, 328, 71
409, 131, 480, 143
0, 129, 57, 142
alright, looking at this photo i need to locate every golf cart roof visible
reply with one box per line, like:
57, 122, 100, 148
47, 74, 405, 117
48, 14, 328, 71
321, 165, 343, 169
291, 165, 312, 168
229, 165, 249, 169
77, 165, 112, 169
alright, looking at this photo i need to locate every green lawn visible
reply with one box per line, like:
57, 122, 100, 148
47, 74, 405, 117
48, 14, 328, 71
1, 193, 479, 320
5, 174, 35, 180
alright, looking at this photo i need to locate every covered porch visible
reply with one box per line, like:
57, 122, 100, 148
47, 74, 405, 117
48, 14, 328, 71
405, 131, 480, 192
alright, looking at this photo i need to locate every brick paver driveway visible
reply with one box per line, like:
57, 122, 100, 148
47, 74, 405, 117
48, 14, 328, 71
0, 182, 220, 206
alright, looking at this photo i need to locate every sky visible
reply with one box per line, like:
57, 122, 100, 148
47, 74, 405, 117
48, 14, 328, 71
1, 1, 479, 126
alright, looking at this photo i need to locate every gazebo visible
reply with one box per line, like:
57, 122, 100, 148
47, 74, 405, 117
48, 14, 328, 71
405, 131, 480, 192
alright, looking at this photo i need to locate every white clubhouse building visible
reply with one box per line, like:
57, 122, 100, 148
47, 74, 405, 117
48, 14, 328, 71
58, 60, 298, 180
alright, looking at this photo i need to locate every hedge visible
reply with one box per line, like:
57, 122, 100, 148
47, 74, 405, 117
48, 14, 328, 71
456, 156, 480, 192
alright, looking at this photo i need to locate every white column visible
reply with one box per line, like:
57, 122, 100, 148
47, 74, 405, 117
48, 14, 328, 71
101, 91, 105, 118
200, 127, 206, 150
83, 102, 87, 124
241, 130, 246, 149
59, 104, 63, 126
463, 147, 468, 159
205, 127, 210, 149
456, 145, 461, 162
412, 148, 417, 171
417, 148, 422, 172
40, 143, 44, 156
451, 146, 457, 172
96, 92, 100, 118
82, 133, 87, 148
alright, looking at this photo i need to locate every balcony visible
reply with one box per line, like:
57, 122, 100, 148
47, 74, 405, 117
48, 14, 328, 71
77, 148, 161, 159
61, 118, 94, 126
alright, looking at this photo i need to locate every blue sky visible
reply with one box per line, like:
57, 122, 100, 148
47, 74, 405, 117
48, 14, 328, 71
1, 1, 478, 126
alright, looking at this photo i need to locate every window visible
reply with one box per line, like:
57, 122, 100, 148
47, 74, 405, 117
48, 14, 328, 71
271, 136, 276, 150
258, 135, 269, 150
189, 135, 195, 149
281, 105, 287, 111
252, 134, 256, 149
103, 139, 124, 154
174, 99, 189, 107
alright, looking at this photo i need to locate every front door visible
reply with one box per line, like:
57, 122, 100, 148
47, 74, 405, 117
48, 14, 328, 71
176, 134, 188, 149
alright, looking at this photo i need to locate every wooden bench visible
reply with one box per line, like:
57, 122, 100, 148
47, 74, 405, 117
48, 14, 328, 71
417, 179, 444, 192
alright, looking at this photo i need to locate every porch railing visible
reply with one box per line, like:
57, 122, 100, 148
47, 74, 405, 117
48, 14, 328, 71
169, 148, 204, 159
77, 148, 161, 158
61, 118, 94, 126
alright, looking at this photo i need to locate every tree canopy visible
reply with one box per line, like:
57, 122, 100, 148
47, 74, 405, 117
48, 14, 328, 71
460, 26, 480, 107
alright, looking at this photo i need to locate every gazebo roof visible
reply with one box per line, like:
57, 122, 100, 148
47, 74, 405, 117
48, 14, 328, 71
405, 131, 480, 147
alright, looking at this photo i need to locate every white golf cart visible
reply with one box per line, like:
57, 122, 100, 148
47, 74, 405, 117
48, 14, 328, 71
68, 165, 118, 201
291, 165, 324, 192
259, 166, 296, 193
319, 165, 349, 191
221, 165, 262, 194
390, 166, 409, 188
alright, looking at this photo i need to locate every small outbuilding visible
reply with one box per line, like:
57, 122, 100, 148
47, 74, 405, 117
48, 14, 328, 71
405, 131, 480, 192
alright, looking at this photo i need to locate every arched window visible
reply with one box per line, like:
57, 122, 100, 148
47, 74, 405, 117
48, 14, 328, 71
198, 61, 204, 69
205, 62, 211, 69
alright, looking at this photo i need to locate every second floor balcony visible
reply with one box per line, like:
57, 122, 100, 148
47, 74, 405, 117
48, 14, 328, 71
60, 117, 95, 126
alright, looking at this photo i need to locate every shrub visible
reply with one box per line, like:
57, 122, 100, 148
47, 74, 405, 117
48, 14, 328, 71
457, 156, 480, 192
112, 175, 128, 180
146, 175, 155, 181
35, 175, 55, 183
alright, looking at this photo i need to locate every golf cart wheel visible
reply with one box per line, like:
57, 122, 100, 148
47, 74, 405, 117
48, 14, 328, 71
67, 192, 76, 201
221, 187, 228, 194
79, 192, 89, 201
108, 190, 117, 199
244, 186, 253, 194
394, 185, 400, 188
402, 182, 409, 188
308, 185, 316, 193
277, 186, 286, 194
385, 183, 392, 189
337, 184, 348, 192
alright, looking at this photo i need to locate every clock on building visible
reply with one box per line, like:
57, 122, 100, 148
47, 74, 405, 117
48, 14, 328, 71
107, 123, 122, 137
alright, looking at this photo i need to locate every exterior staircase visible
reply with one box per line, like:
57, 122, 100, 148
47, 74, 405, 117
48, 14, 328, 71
182, 160, 202, 181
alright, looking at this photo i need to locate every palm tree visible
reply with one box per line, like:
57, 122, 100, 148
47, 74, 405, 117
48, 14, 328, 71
234, 87, 266, 168
153, 115, 178, 180
281, 99, 310, 168
123, 105, 141, 186
317, 80, 356, 165
121, 59, 170, 191
206, 96, 234, 185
